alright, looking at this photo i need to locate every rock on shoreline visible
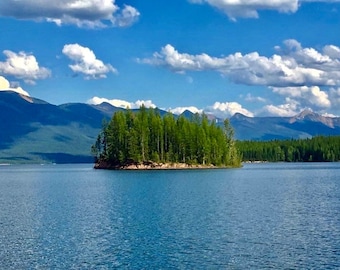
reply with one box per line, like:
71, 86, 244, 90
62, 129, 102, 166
94, 160, 222, 170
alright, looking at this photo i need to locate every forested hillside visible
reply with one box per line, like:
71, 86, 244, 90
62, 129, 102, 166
92, 106, 242, 169
237, 136, 340, 162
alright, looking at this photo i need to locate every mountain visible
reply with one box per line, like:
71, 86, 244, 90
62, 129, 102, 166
1, 91, 340, 163
229, 110, 340, 140
0, 91, 118, 164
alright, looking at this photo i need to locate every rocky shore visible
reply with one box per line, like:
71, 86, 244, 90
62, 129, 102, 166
94, 160, 224, 170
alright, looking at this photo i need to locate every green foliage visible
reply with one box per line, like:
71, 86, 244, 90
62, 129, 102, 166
92, 107, 241, 167
237, 136, 340, 162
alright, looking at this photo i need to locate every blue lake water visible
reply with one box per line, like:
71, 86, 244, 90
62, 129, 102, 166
0, 163, 339, 269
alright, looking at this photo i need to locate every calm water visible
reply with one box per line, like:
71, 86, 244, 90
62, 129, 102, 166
0, 163, 339, 269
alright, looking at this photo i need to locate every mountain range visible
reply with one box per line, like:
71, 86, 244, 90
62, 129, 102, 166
1, 91, 340, 164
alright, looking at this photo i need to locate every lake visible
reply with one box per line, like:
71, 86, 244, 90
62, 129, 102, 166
0, 163, 339, 269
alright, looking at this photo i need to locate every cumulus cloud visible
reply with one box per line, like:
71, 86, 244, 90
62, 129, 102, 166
0, 0, 139, 28
169, 103, 254, 118
206, 102, 254, 118
170, 106, 203, 115
0, 50, 50, 84
111, 5, 140, 27
88, 96, 156, 109
261, 102, 300, 117
272, 86, 331, 109
139, 40, 340, 88
139, 39, 340, 116
62, 44, 117, 79
0, 76, 30, 96
329, 88, 340, 107
188, 0, 340, 20
167, 102, 254, 118
0, 76, 10, 89
261, 86, 340, 116
138, 44, 228, 73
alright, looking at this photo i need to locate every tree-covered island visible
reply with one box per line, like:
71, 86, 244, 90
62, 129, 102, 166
92, 106, 242, 169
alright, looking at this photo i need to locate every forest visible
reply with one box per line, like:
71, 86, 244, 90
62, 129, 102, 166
92, 106, 242, 168
237, 136, 340, 162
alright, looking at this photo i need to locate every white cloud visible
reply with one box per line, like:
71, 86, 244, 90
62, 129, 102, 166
206, 101, 254, 118
0, 76, 10, 89
0, 76, 30, 96
170, 102, 255, 118
261, 85, 340, 117
323, 45, 340, 59
138, 40, 340, 117
88, 96, 156, 109
272, 86, 331, 109
138, 44, 229, 72
188, 0, 340, 20
0, 50, 50, 84
329, 87, 340, 107
168, 103, 254, 118
260, 100, 300, 117
170, 106, 203, 115
134, 100, 157, 109
140, 40, 340, 88
111, 5, 140, 27
62, 44, 117, 79
0, 0, 139, 28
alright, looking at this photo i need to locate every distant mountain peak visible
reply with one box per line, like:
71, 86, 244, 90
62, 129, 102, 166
180, 110, 195, 118
94, 102, 115, 110
0, 90, 48, 105
295, 109, 317, 119
291, 109, 334, 128
231, 112, 250, 120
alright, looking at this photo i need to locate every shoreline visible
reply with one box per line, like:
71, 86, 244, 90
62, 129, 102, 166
94, 160, 236, 170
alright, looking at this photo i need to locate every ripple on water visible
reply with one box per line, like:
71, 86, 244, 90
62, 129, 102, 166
0, 163, 339, 268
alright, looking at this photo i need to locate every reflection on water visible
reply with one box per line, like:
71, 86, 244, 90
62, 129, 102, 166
0, 163, 339, 268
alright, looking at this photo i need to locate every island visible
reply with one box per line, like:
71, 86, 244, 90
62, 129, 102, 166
92, 106, 242, 170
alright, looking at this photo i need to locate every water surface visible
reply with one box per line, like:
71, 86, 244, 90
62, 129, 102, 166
0, 163, 339, 269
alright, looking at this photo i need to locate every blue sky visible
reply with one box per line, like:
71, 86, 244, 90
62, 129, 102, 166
0, 0, 340, 117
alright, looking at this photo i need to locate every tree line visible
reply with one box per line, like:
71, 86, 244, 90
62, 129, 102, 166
92, 106, 241, 167
237, 136, 340, 162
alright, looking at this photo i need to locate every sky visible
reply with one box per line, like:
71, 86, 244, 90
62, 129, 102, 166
0, 0, 340, 118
